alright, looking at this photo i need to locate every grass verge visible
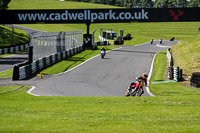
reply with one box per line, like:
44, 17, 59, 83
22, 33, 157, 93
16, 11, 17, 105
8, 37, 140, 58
0, 69, 13, 78
149, 50, 200, 96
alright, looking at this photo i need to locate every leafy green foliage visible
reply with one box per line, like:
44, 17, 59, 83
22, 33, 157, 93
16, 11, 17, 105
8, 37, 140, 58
0, 0, 11, 10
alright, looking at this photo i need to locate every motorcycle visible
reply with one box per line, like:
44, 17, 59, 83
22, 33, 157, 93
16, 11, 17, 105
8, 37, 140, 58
100, 50, 106, 59
150, 38, 153, 44
125, 78, 145, 97
159, 38, 162, 44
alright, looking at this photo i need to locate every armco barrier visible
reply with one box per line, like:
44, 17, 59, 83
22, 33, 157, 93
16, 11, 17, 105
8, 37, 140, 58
15, 45, 83, 80
167, 48, 182, 82
0, 43, 29, 55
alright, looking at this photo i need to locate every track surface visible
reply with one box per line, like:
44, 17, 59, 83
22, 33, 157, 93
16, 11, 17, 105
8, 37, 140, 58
31, 40, 179, 97
0, 25, 179, 97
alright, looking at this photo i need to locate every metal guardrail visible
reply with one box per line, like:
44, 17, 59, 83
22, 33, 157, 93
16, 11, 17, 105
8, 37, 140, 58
13, 31, 83, 80
17, 46, 82, 80
29, 31, 83, 61
0, 43, 29, 55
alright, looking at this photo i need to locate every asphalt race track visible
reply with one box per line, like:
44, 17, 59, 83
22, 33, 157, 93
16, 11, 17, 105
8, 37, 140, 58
30, 40, 179, 97
0, 25, 179, 97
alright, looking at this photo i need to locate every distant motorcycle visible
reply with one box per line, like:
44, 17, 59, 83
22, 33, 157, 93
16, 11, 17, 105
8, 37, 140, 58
125, 77, 145, 97
159, 38, 162, 44
100, 50, 106, 59
150, 38, 153, 44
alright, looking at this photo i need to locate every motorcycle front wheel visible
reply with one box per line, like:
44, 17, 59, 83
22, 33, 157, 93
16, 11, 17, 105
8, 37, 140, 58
125, 91, 130, 97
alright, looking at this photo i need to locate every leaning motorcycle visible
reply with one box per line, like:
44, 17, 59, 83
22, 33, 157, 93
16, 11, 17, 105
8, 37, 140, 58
125, 78, 145, 97
100, 50, 106, 59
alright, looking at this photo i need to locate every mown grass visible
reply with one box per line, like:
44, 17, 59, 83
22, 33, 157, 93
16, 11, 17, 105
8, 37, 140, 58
8, 0, 120, 9
42, 46, 117, 74
0, 69, 13, 78
150, 50, 167, 82
0, 25, 29, 48
0, 85, 200, 133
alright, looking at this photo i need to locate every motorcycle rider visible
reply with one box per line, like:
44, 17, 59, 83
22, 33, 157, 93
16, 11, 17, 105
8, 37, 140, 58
101, 46, 106, 52
150, 38, 153, 44
136, 73, 148, 95
100, 46, 106, 58
159, 38, 162, 44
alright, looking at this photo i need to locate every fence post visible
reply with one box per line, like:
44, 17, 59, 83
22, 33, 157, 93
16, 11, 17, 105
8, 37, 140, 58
179, 69, 183, 81
28, 46, 33, 63
12, 65, 19, 80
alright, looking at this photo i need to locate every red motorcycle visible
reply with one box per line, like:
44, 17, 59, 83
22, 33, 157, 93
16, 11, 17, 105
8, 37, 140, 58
125, 78, 145, 97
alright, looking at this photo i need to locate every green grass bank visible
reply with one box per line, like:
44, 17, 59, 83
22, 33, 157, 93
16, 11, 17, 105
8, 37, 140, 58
171, 35, 200, 76
0, 25, 29, 48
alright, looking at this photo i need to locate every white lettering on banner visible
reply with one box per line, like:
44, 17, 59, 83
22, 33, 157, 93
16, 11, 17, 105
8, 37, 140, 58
142, 9, 149, 19
109, 10, 116, 20
17, 9, 149, 23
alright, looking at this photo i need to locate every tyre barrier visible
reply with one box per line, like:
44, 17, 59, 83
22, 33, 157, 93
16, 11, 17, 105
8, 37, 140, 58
190, 72, 200, 88
0, 43, 29, 55
13, 45, 83, 80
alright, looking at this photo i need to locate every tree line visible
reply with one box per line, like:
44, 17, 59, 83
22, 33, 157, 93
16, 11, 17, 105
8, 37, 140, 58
0, 0, 11, 10
65, 0, 200, 8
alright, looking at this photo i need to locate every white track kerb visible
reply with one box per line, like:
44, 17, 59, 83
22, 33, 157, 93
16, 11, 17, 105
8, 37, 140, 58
27, 46, 156, 97
146, 51, 161, 97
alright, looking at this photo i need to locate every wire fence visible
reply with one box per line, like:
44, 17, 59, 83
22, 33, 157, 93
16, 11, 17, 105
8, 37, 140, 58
29, 31, 83, 61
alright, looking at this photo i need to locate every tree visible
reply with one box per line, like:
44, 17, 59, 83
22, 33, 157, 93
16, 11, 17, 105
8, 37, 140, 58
0, 0, 11, 10
140, 0, 153, 8
176, 0, 188, 7
188, 0, 200, 7
155, 0, 171, 8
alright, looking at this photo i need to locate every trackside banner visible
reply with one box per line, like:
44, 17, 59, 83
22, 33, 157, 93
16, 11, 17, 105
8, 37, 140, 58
0, 8, 200, 24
